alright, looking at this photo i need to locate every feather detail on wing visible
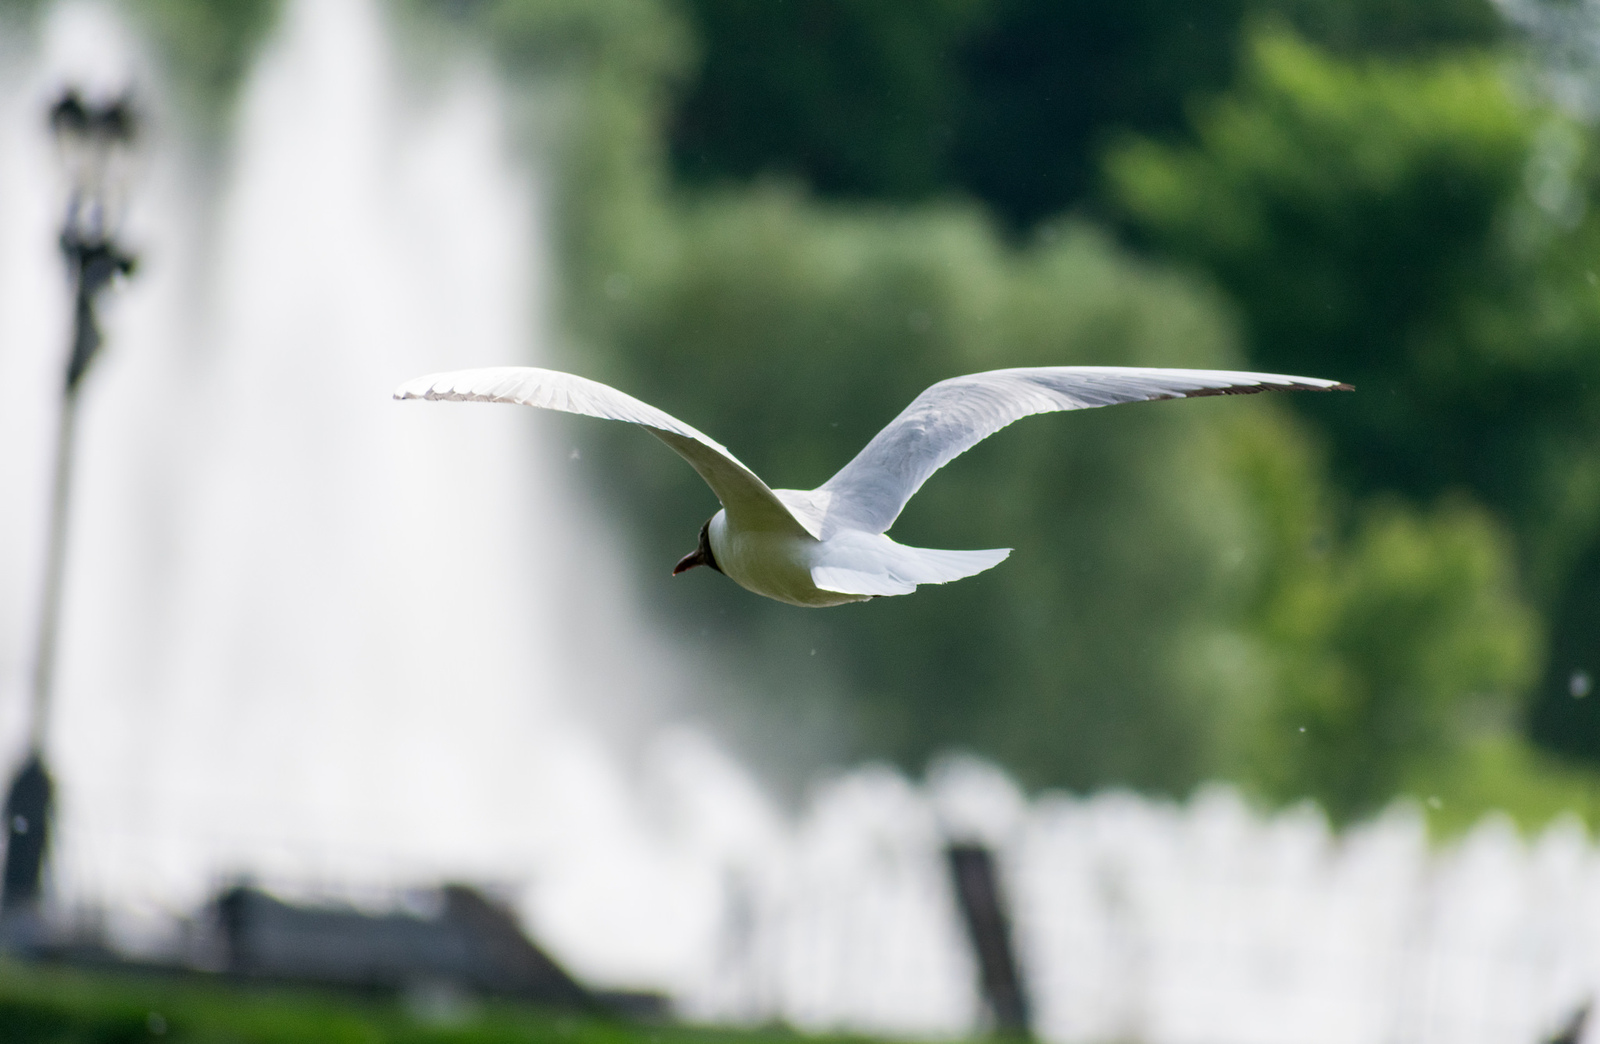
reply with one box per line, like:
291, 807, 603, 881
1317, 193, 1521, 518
817, 366, 1351, 536
395, 367, 817, 538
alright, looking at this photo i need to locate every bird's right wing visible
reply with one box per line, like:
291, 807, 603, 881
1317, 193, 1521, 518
818, 366, 1351, 536
395, 367, 818, 539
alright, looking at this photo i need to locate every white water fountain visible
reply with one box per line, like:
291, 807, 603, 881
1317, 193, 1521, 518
4, 4, 1600, 1043
0, 0, 781, 992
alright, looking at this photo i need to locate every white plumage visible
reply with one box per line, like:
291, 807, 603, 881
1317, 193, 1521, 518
395, 365, 1350, 607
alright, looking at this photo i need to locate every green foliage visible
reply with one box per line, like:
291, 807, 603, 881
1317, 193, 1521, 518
672, 0, 983, 201
1108, 30, 1571, 509
0, 0, 45, 21
130, 0, 282, 125
1109, 29, 1600, 768
951, 0, 1249, 228
431, 0, 691, 85
667, 0, 1503, 229
1269, 0, 1503, 54
1402, 731, 1600, 837
1220, 411, 1542, 821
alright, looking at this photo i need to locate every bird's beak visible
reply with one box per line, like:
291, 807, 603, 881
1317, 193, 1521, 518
673, 547, 709, 575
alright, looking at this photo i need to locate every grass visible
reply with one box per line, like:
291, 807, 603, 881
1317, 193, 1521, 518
0, 959, 885, 1044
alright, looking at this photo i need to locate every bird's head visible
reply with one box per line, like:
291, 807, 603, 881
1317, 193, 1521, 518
673, 517, 722, 576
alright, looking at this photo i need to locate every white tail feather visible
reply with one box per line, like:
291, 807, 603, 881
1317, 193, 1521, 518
812, 541, 1010, 597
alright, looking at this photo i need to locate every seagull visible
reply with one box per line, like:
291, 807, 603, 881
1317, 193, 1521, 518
395, 366, 1350, 607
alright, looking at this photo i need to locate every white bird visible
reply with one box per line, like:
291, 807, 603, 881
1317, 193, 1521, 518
395, 366, 1350, 607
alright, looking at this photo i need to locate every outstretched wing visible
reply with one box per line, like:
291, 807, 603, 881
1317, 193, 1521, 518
395, 367, 817, 538
818, 366, 1351, 536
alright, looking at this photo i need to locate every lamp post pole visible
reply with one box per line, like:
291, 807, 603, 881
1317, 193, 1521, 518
0, 90, 137, 934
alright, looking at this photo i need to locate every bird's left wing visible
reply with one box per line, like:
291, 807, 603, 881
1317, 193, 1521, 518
818, 366, 1351, 536
395, 367, 818, 538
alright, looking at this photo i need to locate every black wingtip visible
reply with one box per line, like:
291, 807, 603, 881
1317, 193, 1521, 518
1185, 379, 1354, 398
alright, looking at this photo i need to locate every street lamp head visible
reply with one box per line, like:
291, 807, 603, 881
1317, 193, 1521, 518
49, 88, 138, 249
48, 88, 139, 393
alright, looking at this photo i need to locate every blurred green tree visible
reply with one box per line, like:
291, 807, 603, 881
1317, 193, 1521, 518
138, 0, 280, 110
671, 0, 982, 201
1218, 411, 1542, 822
1108, 30, 1600, 768
668, 0, 1503, 229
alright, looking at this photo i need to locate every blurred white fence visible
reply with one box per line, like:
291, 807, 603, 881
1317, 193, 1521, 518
677, 758, 1600, 1044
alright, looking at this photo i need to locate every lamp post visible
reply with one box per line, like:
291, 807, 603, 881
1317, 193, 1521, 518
0, 90, 138, 934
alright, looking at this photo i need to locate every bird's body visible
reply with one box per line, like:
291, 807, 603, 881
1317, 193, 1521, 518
705, 514, 855, 607
705, 517, 1011, 607
395, 365, 1349, 607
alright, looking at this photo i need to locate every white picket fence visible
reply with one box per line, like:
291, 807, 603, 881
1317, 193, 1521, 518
677, 758, 1600, 1044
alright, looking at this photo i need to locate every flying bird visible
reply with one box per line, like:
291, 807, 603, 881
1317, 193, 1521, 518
395, 366, 1350, 607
